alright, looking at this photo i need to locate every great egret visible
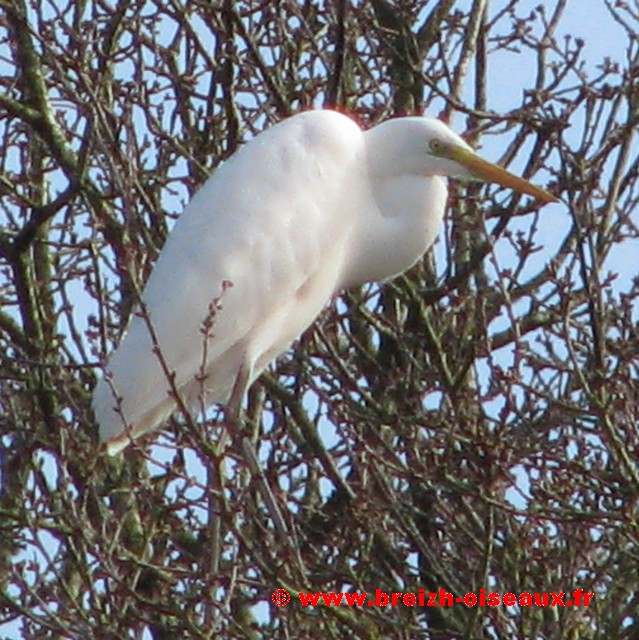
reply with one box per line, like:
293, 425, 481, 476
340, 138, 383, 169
93, 110, 555, 455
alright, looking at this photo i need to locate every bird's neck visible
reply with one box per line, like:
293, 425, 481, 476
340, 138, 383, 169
341, 175, 448, 288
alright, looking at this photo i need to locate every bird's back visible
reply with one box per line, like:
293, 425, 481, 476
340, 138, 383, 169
93, 110, 365, 452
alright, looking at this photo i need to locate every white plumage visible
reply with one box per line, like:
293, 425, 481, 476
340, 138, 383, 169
93, 110, 555, 454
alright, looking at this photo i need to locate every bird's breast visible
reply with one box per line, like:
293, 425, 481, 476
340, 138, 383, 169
343, 175, 448, 286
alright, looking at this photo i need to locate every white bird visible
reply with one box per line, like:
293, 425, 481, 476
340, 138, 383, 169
93, 110, 555, 455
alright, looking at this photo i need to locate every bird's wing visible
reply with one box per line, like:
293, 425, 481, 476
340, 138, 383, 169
93, 110, 364, 447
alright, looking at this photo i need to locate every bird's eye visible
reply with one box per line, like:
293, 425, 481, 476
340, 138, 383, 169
429, 139, 444, 154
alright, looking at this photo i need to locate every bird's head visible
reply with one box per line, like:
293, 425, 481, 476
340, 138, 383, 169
366, 116, 557, 204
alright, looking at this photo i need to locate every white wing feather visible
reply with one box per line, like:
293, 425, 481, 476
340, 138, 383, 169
93, 111, 364, 452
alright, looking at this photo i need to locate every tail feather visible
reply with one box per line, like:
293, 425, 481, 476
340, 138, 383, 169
93, 377, 177, 455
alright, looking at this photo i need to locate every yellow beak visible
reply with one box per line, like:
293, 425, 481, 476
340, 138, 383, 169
448, 145, 557, 204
